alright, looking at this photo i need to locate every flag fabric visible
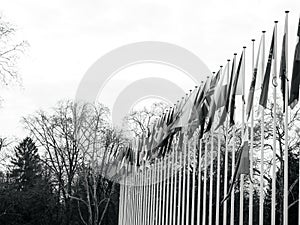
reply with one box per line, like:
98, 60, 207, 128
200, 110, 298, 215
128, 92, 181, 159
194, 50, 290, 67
246, 37, 263, 120
279, 15, 288, 110
221, 141, 250, 204
259, 28, 275, 108
289, 18, 300, 109
216, 56, 236, 129
229, 52, 244, 126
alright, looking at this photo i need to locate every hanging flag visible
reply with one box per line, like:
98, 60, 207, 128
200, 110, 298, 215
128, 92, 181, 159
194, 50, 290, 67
246, 37, 263, 120
259, 28, 275, 108
221, 141, 250, 204
229, 52, 244, 126
289, 18, 300, 109
215, 56, 236, 129
280, 15, 288, 110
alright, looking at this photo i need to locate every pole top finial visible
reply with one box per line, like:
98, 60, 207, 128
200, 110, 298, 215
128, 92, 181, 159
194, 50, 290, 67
275, 21, 278, 23
227, 59, 230, 62
220, 65, 223, 68
243, 46, 246, 49
234, 53, 237, 55
285, 10, 290, 13
262, 30, 266, 33
251, 39, 255, 41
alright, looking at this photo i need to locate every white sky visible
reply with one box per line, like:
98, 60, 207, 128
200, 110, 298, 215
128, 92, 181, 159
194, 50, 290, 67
0, 0, 299, 138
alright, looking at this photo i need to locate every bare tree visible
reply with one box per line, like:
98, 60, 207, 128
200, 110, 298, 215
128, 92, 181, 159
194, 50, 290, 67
0, 15, 28, 86
124, 101, 168, 137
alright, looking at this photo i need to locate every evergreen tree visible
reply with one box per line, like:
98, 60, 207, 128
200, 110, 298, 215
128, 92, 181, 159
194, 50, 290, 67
11, 137, 42, 190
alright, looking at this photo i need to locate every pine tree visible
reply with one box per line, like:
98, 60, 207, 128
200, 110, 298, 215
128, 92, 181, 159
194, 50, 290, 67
11, 137, 42, 190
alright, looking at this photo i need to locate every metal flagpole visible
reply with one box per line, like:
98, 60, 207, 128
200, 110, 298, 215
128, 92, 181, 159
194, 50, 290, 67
186, 137, 191, 225
143, 166, 146, 225
240, 46, 246, 225
209, 128, 215, 225
182, 135, 187, 225
283, 11, 289, 225
166, 153, 171, 225
158, 158, 163, 225
162, 157, 167, 225
249, 39, 255, 225
152, 162, 157, 225
231, 53, 237, 225
177, 137, 183, 225
155, 159, 159, 225
215, 66, 223, 225
148, 166, 153, 225
197, 138, 203, 225
191, 135, 197, 225
223, 59, 231, 225
202, 135, 208, 225
271, 21, 278, 225
140, 169, 143, 225
169, 146, 175, 225
172, 143, 178, 225
259, 30, 266, 225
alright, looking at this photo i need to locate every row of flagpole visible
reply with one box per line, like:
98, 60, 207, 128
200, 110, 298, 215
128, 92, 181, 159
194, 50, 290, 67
116, 11, 298, 225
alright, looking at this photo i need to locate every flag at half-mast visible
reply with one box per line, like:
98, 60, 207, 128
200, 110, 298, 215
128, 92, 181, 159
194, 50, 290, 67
289, 17, 300, 109
259, 28, 275, 108
246, 36, 263, 120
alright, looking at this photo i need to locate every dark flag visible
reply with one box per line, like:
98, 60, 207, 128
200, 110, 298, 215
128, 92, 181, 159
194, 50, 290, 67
246, 37, 262, 120
279, 31, 287, 111
229, 52, 243, 126
259, 28, 275, 108
215, 57, 236, 129
289, 18, 300, 109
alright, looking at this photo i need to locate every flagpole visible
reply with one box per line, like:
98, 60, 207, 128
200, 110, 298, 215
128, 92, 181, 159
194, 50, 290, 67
271, 21, 278, 225
202, 135, 208, 225
209, 124, 215, 225
169, 148, 175, 225
259, 30, 266, 225
155, 159, 159, 225
215, 65, 223, 225
209, 72, 216, 225
231, 54, 237, 225
181, 135, 187, 225
223, 59, 231, 225
283, 10, 289, 225
172, 143, 178, 225
186, 137, 191, 225
239, 46, 246, 225
191, 134, 197, 225
161, 158, 167, 225
149, 166, 153, 225
177, 138, 183, 224
249, 39, 255, 225
196, 138, 203, 225
158, 159, 163, 225
165, 154, 170, 225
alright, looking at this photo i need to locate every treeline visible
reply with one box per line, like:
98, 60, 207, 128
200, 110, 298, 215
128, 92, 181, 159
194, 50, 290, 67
0, 101, 127, 225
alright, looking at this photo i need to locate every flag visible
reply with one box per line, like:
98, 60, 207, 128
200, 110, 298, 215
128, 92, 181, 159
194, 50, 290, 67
229, 52, 244, 126
246, 36, 263, 120
216, 56, 236, 129
221, 141, 250, 204
259, 28, 275, 108
289, 18, 300, 109
280, 15, 288, 111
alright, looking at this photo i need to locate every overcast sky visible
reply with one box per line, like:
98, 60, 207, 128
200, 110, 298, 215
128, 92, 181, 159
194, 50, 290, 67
0, 0, 299, 138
